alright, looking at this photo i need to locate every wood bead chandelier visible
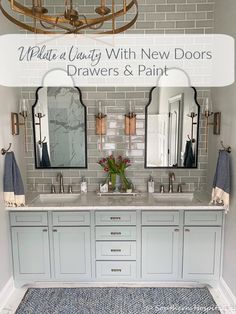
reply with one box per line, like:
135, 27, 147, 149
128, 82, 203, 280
0, 0, 138, 34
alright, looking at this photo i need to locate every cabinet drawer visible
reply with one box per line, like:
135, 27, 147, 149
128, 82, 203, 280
95, 211, 136, 225
52, 212, 90, 226
95, 227, 136, 241
184, 211, 223, 226
142, 211, 179, 225
96, 242, 136, 260
96, 261, 136, 280
10, 212, 48, 226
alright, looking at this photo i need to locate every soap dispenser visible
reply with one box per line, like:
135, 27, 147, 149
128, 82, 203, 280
148, 175, 155, 193
81, 177, 87, 194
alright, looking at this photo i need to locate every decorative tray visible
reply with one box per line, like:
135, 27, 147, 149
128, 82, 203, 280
97, 192, 140, 197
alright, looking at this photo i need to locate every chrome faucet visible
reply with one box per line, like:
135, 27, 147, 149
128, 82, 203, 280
168, 172, 175, 193
57, 172, 64, 193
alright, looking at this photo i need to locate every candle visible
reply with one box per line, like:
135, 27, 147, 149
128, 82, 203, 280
129, 100, 132, 113
205, 97, 209, 112
98, 100, 102, 114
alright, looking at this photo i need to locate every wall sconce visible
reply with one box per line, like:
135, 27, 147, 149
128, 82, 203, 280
203, 97, 221, 152
35, 103, 46, 144
125, 101, 136, 149
11, 99, 29, 152
95, 101, 107, 151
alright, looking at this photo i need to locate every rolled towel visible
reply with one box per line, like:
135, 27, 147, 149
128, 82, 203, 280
3, 152, 25, 207
210, 150, 231, 211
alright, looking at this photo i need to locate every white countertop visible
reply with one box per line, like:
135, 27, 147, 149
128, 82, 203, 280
5, 191, 225, 211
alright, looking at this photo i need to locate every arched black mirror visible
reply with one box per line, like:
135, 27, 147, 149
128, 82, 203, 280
145, 86, 200, 168
32, 87, 87, 169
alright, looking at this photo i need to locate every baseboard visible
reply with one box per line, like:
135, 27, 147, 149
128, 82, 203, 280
216, 277, 236, 313
0, 277, 15, 311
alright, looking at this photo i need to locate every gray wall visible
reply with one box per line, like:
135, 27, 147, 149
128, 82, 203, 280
0, 13, 23, 292
22, 0, 215, 194
207, 0, 236, 297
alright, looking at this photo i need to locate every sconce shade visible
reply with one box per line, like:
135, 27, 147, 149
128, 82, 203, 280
96, 115, 107, 135
125, 114, 136, 135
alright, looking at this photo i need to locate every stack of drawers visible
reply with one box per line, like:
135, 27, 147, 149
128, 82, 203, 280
95, 211, 137, 280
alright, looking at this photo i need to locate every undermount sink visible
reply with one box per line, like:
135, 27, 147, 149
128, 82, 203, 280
152, 192, 194, 201
31, 193, 81, 205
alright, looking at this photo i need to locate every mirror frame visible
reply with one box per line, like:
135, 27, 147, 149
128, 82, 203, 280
32, 86, 88, 169
144, 86, 200, 169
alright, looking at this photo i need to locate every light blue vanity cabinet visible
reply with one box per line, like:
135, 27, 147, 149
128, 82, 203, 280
9, 208, 224, 286
141, 211, 181, 280
183, 211, 223, 281
52, 227, 91, 280
10, 212, 51, 282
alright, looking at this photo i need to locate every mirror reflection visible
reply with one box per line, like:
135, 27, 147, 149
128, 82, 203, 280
145, 86, 200, 168
32, 87, 87, 169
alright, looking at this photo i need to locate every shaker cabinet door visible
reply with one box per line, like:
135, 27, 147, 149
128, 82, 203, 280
53, 227, 91, 280
183, 227, 221, 280
11, 227, 51, 281
142, 227, 180, 280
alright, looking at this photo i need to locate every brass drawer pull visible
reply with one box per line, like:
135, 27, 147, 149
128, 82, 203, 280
174, 229, 179, 232
185, 229, 190, 232
42, 229, 48, 232
110, 217, 121, 220
111, 249, 122, 252
110, 232, 122, 235
53, 229, 58, 232
111, 269, 122, 272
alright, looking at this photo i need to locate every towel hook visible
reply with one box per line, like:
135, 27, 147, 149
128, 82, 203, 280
1, 143, 12, 155
220, 140, 231, 153
38, 136, 46, 145
187, 134, 196, 143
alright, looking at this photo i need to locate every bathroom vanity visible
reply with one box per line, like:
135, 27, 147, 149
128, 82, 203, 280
7, 193, 224, 287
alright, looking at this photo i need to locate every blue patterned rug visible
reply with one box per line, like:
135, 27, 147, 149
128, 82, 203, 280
15, 287, 220, 314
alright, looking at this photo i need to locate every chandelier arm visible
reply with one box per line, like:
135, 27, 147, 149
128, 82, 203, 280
40, 17, 59, 30
100, 4, 138, 34
79, 14, 104, 30
0, 5, 77, 33
2, 1, 77, 32
75, 0, 137, 25
70, 0, 137, 33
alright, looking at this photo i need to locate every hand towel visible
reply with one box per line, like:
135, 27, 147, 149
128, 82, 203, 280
40, 142, 51, 167
183, 140, 195, 168
37, 142, 42, 167
3, 152, 25, 207
211, 150, 231, 211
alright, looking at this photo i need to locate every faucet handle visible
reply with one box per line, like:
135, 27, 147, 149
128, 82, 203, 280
160, 184, 165, 193
51, 184, 56, 194
177, 183, 185, 193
